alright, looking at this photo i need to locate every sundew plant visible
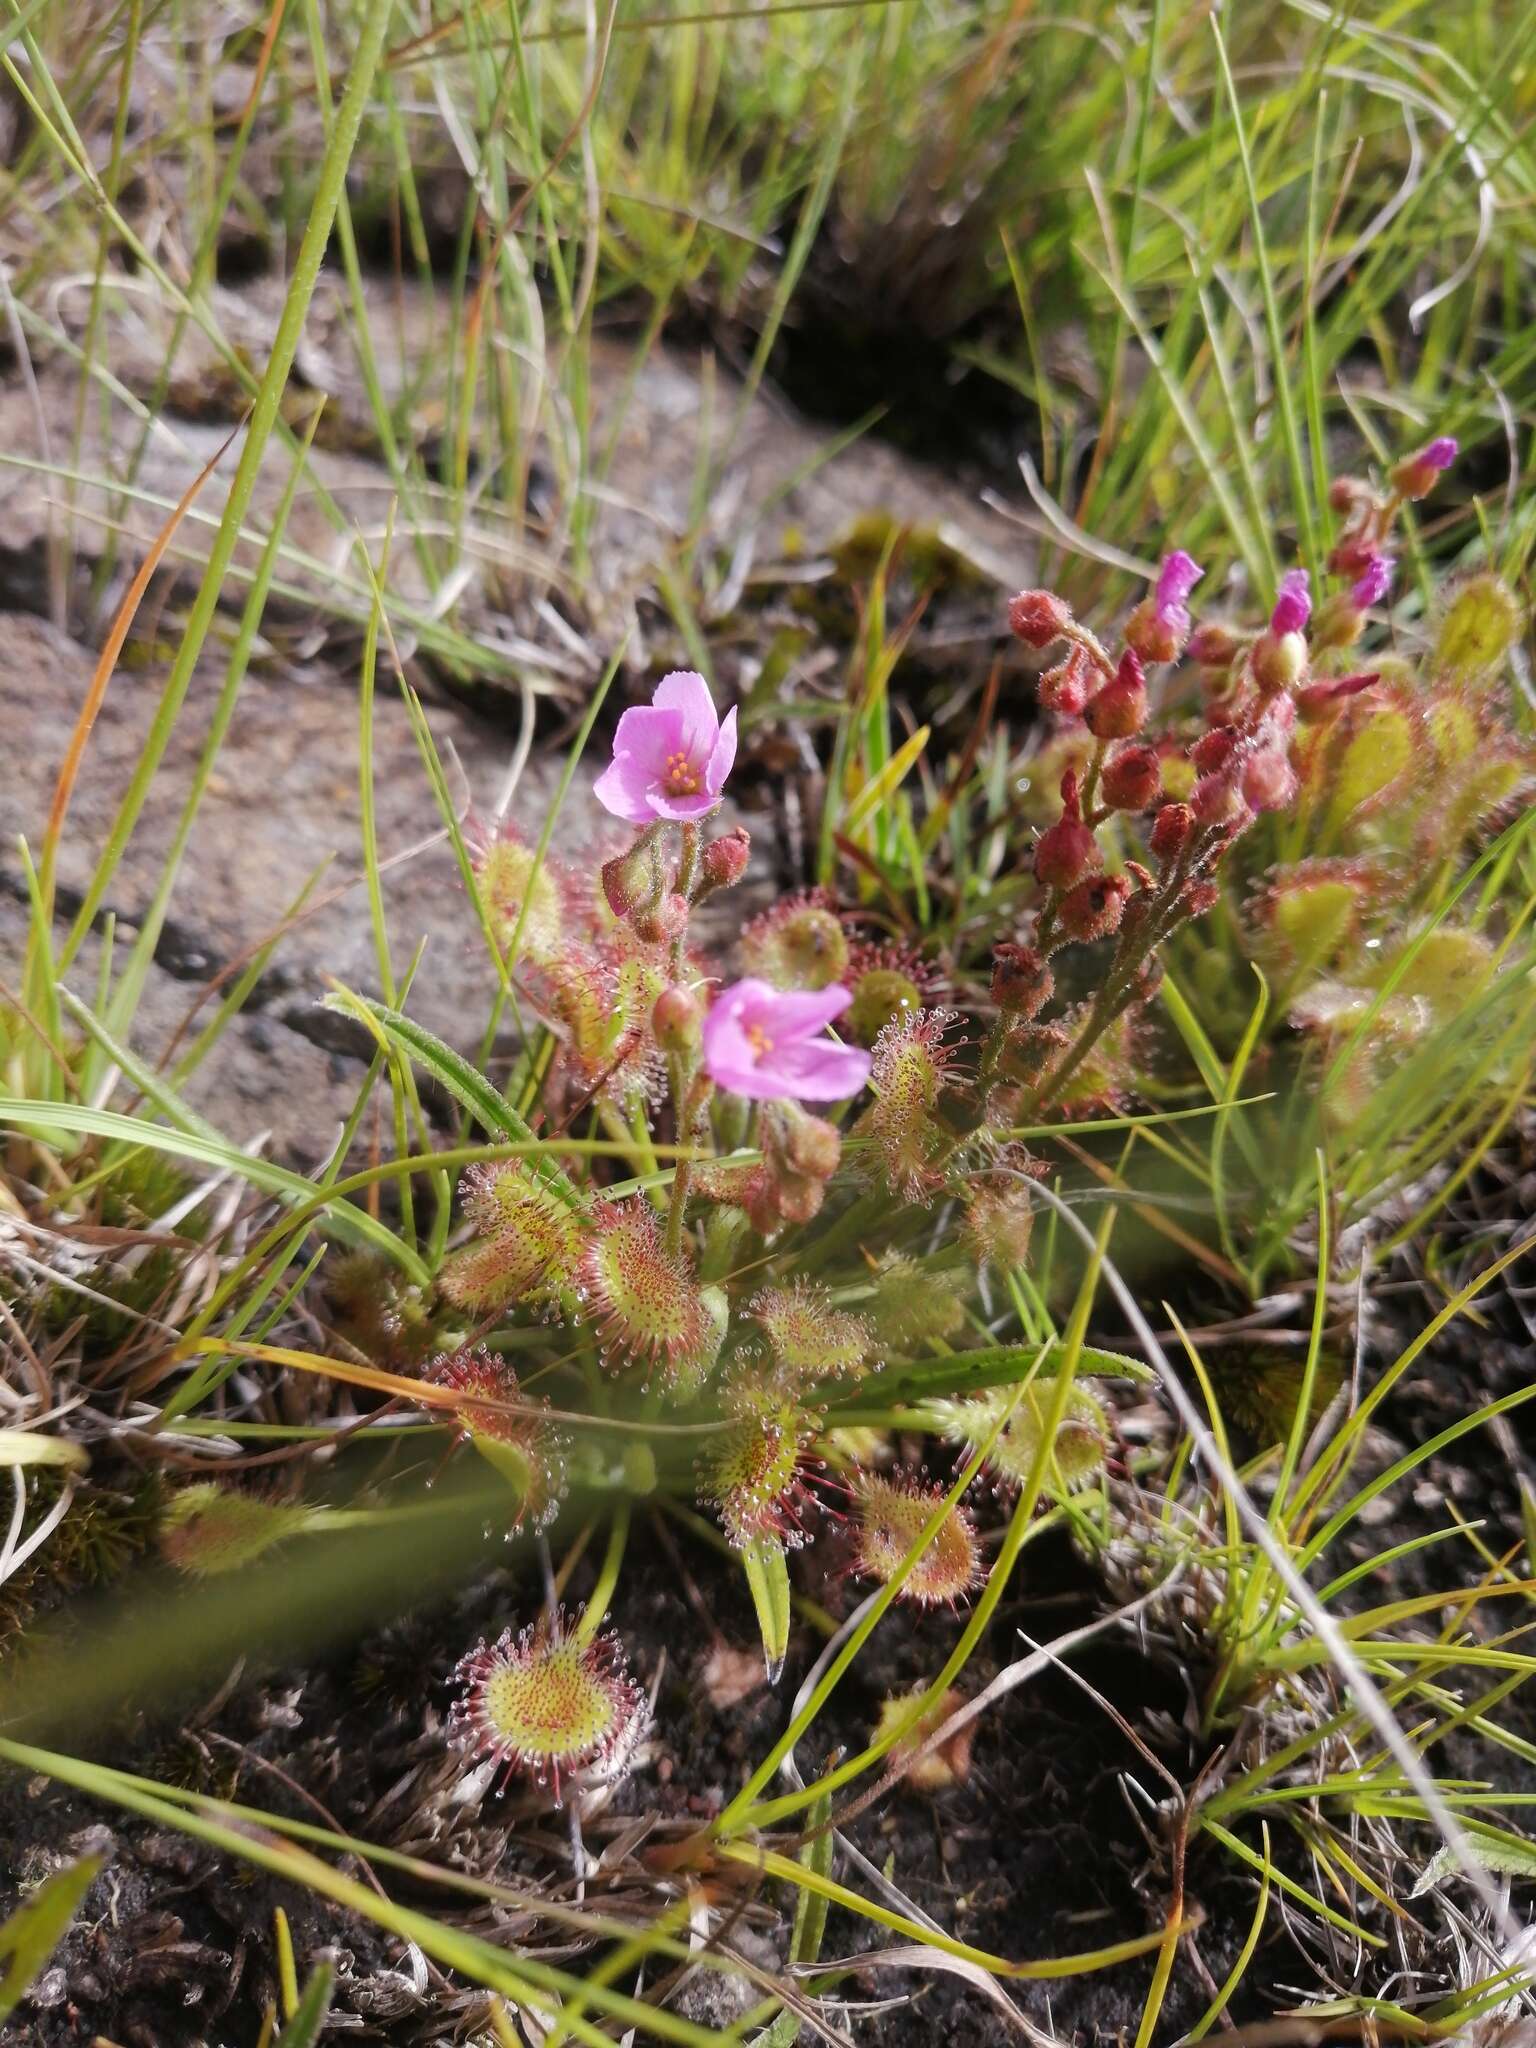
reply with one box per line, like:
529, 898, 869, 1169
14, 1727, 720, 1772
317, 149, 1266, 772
2, 3, 1536, 2044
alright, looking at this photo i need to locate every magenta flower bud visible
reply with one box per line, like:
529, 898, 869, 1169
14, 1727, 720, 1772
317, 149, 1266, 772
1391, 437, 1458, 502
1296, 670, 1379, 725
1033, 769, 1101, 890
1008, 588, 1074, 649
1083, 649, 1148, 739
1351, 553, 1394, 610
1101, 744, 1162, 811
594, 670, 737, 824
1124, 549, 1204, 664
1269, 569, 1312, 637
702, 979, 871, 1103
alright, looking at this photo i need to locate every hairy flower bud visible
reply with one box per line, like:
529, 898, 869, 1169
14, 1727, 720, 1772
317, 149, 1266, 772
1033, 770, 1100, 890
1390, 436, 1457, 502
1192, 772, 1247, 826
1083, 649, 1148, 739
1241, 746, 1298, 813
631, 892, 689, 945
1101, 744, 1162, 811
699, 825, 751, 893
600, 840, 658, 924
1191, 727, 1237, 773
1296, 670, 1379, 724
1149, 801, 1194, 863
1008, 588, 1073, 648
1188, 621, 1242, 668
777, 1104, 842, 1181
1037, 643, 1093, 716
651, 984, 701, 1053
990, 942, 1054, 1019
1057, 872, 1131, 943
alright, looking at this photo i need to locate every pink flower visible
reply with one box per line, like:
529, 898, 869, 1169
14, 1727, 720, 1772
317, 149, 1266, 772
1351, 553, 1394, 610
594, 671, 738, 826
1422, 436, 1458, 471
1392, 438, 1458, 501
1154, 550, 1203, 630
702, 979, 871, 1102
1270, 569, 1312, 637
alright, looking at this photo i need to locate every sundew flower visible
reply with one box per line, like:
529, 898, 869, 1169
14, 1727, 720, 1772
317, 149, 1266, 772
702, 979, 871, 1102
593, 670, 738, 825
1127, 550, 1203, 662
1270, 568, 1312, 637
1351, 553, 1395, 610
448, 1611, 648, 1803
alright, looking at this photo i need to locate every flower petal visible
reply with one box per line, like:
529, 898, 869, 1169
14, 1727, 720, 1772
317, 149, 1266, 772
593, 754, 660, 824
646, 785, 724, 822
767, 1038, 872, 1101
653, 671, 719, 761
706, 705, 738, 797
759, 985, 852, 1040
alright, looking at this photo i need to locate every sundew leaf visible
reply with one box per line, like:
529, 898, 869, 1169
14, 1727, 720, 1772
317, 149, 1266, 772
813, 1342, 1153, 1413
0, 1853, 104, 2021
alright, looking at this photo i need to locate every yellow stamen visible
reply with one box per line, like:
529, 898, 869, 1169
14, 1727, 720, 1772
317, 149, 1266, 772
664, 750, 702, 796
746, 1025, 775, 1060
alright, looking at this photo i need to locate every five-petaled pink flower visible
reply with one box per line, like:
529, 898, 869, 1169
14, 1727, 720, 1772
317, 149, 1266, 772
1153, 550, 1203, 633
1270, 569, 1312, 637
702, 979, 871, 1102
594, 671, 738, 825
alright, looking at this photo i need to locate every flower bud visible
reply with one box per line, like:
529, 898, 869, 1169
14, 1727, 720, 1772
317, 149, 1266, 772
1149, 802, 1194, 862
773, 1170, 825, 1226
699, 825, 751, 893
1083, 649, 1148, 739
652, 985, 701, 1053
1188, 622, 1242, 668
632, 892, 689, 945
1101, 744, 1162, 812
1191, 727, 1237, 773
1037, 643, 1093, 716
779, 1105, 842, 1181
1123, 597, 1179, 665
1390, 436, 1456, 502
1241, 747, 1298, 813
1192, 773, 1247, 826
1251, 630, 1308, 693
601, 840, 657, 923
1296, 671, 1379, 725
1008, 588, 1073, 648
1057, 872, 1131, 943
1329, 475, 1374, 515
1033, 770, 1101, 891
990, 942, 1054, 1020
1310, 592, 1365, 652
1184, 880, 1220, 918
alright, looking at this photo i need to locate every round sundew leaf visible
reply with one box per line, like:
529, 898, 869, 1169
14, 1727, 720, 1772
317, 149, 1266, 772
849, 1471, 981, 1606
1434, 573, 1523, 686
578, 1199, 710, 1377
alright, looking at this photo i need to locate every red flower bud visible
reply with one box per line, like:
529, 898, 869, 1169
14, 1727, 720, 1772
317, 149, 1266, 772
1123, 598, 1181, 666
1184, 880, 1220, 918
1083, 649, 1148, 739
652, 985, 701, 1052
1037, 643, 1093, 716
1241, 748, 1298, 813
1328, 475, 1374, 515
1057, 872, 1131, 943
1192, 773, 1247, 826
1008, 589, 1073, 648
700, 826, 751, 893
1101, 744, 1162, 812
990, 943, 1055, 1020
773, 1171, 825, 1226
1191, 726, 1237, 773
601, 842, 656, 922
1187, 622, 1243, 668
1033, 770, 1101, 891
1149, 802, 1194, 862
